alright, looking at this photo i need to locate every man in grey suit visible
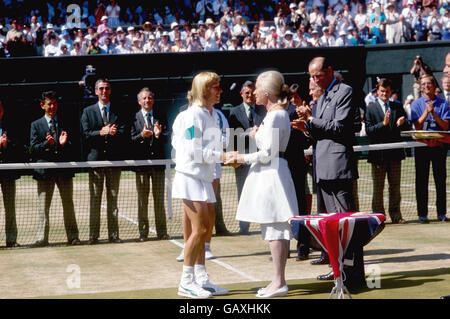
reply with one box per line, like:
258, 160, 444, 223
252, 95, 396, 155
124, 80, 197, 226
228, 81, 266, 234
294, 56, 359, 281
81, 79, 126, 245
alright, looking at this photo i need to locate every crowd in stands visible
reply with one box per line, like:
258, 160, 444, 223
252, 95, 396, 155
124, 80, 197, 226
0, 0, 449, 57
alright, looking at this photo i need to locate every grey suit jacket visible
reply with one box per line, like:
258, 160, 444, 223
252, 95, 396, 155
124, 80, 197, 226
308, 80, 359, 182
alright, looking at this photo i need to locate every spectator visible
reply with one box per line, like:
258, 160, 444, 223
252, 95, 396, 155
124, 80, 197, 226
204, 18, 219, 51
403, 94, 415, 123
336, 29, 350, 46
105, 0, 121, 27
413, 7, 429, 41
385, 2, 403, 43
241, 35, 254, 49
86, 37, 101, 54
158, 31, 171, 52
320, 26, 336, 46
70, 40, 84, 56
97, 15, 112, 45
187, 28, 203, 51
44, 34, 59, 56
6, 20, 22, 43
441, 8, 450, 40
101, 37, 116, 54
227, 35, 241, 50
349, 26, 366, 45
427, 7, 442, 40
116, 37, 131, 53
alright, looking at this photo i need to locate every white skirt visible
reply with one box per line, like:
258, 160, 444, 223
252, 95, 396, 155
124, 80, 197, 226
261, 222, 292, 241
172, 171, 216, 203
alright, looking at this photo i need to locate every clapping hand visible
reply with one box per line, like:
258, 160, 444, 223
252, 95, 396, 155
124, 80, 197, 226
383, 110, 390, 126
141, 124, 153, 138
46, 132, 55, 146
291, 118, 307, 132
59, 131, 68, 146
0, 134, 7, 148
396, 116, 405, 127
296, 105, 312, 121
109, 123, 118, 136
153, 121, 162, 137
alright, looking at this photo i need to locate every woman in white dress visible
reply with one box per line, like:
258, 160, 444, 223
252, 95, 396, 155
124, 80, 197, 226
232, 71, 299, 298
172, 72, 230, 299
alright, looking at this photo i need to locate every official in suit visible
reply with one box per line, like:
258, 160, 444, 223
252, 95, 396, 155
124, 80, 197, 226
81, 79, 126, 244
0, 100, 22, 247
294, 57, 360, 281
228, 80, 266, 234
30, 91, 80, 247
365, 78, 410, 224
131, 88, 169, 241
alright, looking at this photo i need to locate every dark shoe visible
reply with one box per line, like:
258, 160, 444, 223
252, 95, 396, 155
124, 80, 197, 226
32, 240, 48, 248
6, 242, 20, 248
317, 270, 334, 281
392, 218, 407, 224
419, 216, 430, 224
68, 238, 81, 246
296, 254, 309, 261
109, 237, 123, 243
88, 238, 98, 245
311, 255, 329, 265
158, 234, 170, 240
438, 215, 449, 222
138, 236, 148, 242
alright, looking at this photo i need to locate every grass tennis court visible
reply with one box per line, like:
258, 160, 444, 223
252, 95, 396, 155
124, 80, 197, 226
0, 153, 449, 300
0, 220, 449, 299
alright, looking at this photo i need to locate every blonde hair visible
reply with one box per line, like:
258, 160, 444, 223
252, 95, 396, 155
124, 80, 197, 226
256, 70, 290, 108
187, 71, 220, 107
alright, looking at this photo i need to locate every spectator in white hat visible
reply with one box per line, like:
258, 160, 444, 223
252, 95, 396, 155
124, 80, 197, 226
158, 31, 172, 52
204, 18, 219, 51
320, 26, 336, 46
143, 35, 159, 53
283, 30, 297, 48
335, 29, 350, 46
187, 28, 203, 51
401, 0, 417, 24
116, 37, 131, 54
97, 16, 112, 45
385, 2, 402, 43
227, 36, 241, 50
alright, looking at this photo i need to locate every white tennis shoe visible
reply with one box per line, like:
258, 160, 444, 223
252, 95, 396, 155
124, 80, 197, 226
178, 273, 212, 299
176, 248, 184, 262
196, 273, 228, 296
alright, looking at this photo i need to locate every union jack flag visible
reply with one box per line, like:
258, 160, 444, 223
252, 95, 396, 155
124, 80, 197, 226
290, 212, 386, 280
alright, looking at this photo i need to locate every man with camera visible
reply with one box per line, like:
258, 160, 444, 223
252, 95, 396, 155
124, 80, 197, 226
410, 55, 433, 100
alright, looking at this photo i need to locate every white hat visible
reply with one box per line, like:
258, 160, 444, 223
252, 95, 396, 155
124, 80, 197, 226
116, 26, 123, 32
289, 3, 297, 9
171, 22, 178, 29
46, 23, 54, 29
372, 2, 380, 9
285, 30, 293, 36
311, 29, 319, 34
127, 26, 134, 31
407, 0, 414, 4
205, 18, 215, 25
101, 15, 108, 21
339, 30, 347, 36
149, 35, 155, 40
162, 31, 169, 36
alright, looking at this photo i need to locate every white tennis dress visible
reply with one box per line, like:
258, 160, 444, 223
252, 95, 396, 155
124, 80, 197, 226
236, 109, 299, 238
171, 104, 222, 203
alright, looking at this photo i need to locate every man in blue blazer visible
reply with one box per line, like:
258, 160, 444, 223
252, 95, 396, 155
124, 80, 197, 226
81, 79, 126, 244
30, 91, 80, 247
130, 88, 169, 241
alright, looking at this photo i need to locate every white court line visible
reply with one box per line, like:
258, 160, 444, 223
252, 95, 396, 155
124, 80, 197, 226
117, 212, 261, 283
357, 193, 450, 213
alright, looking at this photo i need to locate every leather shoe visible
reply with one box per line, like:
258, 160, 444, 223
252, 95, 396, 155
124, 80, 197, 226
392, 218, 407, 224
68, 238, 81, 246
6, 242, 20, 248
138, 236, 148, 242
317, 270, 334, 281
32, 240, 48, 248
158, 234, 170, 240
296, 254, 309, 261
88, 238, 98, 245
311, 256, 329, 265
256, 285, 288, 298
109, 237, 123, 243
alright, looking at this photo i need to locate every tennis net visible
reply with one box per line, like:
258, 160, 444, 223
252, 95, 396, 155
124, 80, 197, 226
0, 140, 448, 247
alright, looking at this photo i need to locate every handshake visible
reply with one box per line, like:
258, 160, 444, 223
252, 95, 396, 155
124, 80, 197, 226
222, 151, 244, 168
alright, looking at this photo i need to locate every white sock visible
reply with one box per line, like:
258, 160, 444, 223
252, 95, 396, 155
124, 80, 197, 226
194, 264, 207, 277
181, 265, 194, 284
205, 242, 210, 250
